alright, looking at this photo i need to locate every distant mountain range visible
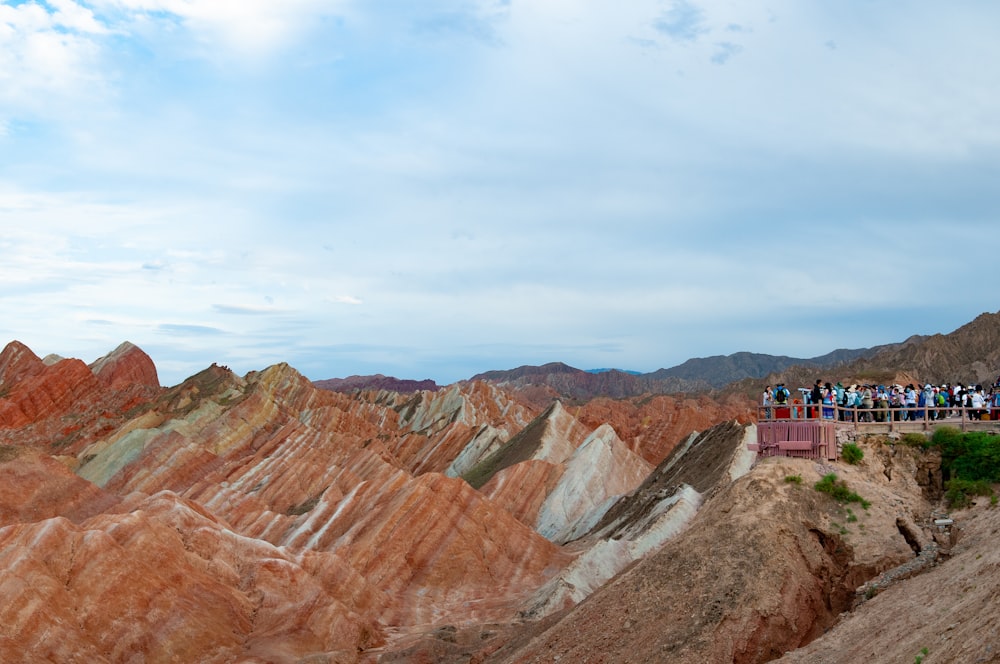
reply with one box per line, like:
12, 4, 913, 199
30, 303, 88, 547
312, 374, 441, 393
315, 310, 1000, 401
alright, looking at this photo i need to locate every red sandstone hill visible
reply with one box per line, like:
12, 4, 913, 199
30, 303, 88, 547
1, 329, 998, 663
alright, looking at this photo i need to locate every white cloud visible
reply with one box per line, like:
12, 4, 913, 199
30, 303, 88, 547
329, 295, 363, 305
94, 0, 347, 55
0, 3, 106, 106
49, 0, 108, 34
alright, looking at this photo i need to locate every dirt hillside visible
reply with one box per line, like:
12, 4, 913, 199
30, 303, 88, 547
487, 436, 996, 664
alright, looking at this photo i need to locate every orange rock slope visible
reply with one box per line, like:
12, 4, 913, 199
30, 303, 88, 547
0, 340, 753, 661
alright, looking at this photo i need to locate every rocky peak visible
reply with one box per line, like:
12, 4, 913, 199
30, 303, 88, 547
89, 341, 160, 389
0, 340, 45, 389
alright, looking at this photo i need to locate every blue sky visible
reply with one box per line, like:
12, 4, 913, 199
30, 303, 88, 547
2, 1, 999, 387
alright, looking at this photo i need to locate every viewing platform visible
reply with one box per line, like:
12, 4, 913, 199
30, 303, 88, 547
752, 404, 1000, 461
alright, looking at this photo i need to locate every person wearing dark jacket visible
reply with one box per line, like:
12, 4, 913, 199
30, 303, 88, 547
810, 380, 823, 419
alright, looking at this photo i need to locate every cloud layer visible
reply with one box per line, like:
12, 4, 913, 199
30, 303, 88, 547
2, 1, 999, 385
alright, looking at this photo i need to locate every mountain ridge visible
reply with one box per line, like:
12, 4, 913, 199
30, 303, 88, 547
2, 310, 999, 662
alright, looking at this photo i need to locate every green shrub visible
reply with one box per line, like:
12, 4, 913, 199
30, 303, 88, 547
931, 428, 1000, 483
841, 442, 864, 465
814, 473, 871, 509
784, 474, 803, 485
900, 432, 930, 448
944, 478, 994, 510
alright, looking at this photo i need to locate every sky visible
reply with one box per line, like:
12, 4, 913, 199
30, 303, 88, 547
2, 1, 999, 388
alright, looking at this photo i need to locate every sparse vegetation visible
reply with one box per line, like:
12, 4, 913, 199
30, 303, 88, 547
900, 432, 930, 448
784, 474, 803, 485
931, 427, 1000, 482
944, 478, 994, 510
915, 646, 929, 664
846, 508, 858, 523
814, 473, 871, 509
925, 427, 1000, 509
841, 442, 864, 465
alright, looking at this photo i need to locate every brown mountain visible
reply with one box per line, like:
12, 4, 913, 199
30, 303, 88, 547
465, 346, 898, 401
739, 310, 1000, 397
313, 373, 440, 393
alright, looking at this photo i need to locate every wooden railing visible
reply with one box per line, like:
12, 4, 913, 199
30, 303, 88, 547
755, 419, 838, 460
756, 404, 1000, 433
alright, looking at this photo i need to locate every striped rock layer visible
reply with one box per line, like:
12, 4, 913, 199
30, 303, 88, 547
0, 340, 755, 662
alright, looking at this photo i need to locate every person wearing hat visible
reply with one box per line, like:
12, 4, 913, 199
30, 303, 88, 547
971, 385, 987, 420
890, 385, 903, 421
845, 385, 859, 422
860, 385, 874, 421
876, 385, 889, 422
920, 384, 934, 420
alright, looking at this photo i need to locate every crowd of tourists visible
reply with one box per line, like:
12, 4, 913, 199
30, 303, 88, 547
762, 378, 1000, 422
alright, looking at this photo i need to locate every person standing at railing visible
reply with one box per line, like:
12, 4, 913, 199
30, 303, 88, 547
971, 385, 987, 420
844, 385, 858, 422
762, 386, 774, 419
774, 383, 790, 419
860, 385, 874, 422
822, 382, 835, 419
810, 380, 823, 419
890, 385, 903, 421
835, 382, 847, 421
904, 384, 918, 420
953, 385, 965, 416
919, 384, 933, 420
876, 386, 889, 422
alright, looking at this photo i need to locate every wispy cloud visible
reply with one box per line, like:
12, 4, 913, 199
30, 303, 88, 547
0, 1, 108, 112
329, 295, 363, 305
212, 304, 282, 316
711, 41, 742, 64
3, 1, 1000, 387
653, 0, 707, 42
157, 323, 225, 336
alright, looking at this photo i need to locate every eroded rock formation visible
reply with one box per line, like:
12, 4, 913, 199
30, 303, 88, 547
1, 339, 977, 664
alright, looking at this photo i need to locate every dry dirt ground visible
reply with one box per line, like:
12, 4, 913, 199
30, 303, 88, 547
380, 436, 1000, 664
774, 467, 1000, 663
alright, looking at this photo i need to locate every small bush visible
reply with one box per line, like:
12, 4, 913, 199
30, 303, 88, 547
944, 478, 994, 510
900, 432, 930, 448
841, 442, 864, 465
814, 473, 871, 509
784, 474, 803, 485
